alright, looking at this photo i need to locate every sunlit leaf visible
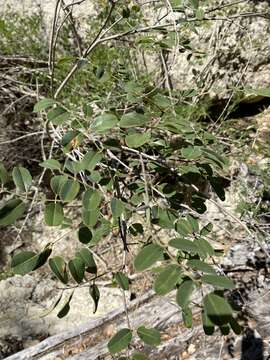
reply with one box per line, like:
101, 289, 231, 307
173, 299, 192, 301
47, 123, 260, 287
0, 199, 26, 226
49, 256, 68, 284
12, 166, 32, 192
137, 326, 161, 346
68, 257, 85, 283
108, 328, 133, 354
154, 264, 182, 295
44, 203, 64, 226
114, 271, 129, 291
134, 244, 164, 272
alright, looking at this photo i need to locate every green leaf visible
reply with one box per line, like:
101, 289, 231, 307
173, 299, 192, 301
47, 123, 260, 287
12, 166, 32, 192
59, 179, 80, 202
186, 214, 199, 233
0, 199, 26, 226
125, 133, 150, 148
203, 293, 233, 326
111, 198, 125, 218
169, 238, 199, 254
50, 175, 68, 195
78, 226, 93, 244
176, 218, 193, 236
45, 203, 64, 226
33, 98, 55, 112
114, 272, 129, 291
134, 244, 164, 272
187, 259, 216, 274
181, 146, 202, 159
201, 275, 235, 289
182, 307, 193, 328
47, 106, 70, 125
0, 162, 9, 185
76, 248, 97, 274
108, 328, 133, 354
176, 279, 196, 308
89, 284, 100, 314
82, 151, 102, 171
195, 238, 215, 257
40, 159, 61, 171
137, 326, 161, 346
82, 189, 102, 210
82, 208, 99, 228
49, 256, 68, 284
11, 251, 38, 275
154, 264, 182, 295
91, 113, 118, 133
64, 159, 84, 174
119, 112, 148, 128
68, 257, 85, 283
57, 291, 74, 318
202, 310, 215, 335
200, 222, 213, 236
132, 353, 150, 360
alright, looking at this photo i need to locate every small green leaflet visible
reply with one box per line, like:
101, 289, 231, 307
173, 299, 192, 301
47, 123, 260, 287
119, 112, 148, 128
201, 274, 235, 289
132, 353, 150, 360
200, 222, 213, 236
195, 238, 215, 257
33, 98, 55, 112
114, 272, 129, 291
108, 328, 133, 354
44, 203, 64, 226
39, 159, 61, 170
47, 106, 70, 125
76, 248, 97, 274
82, 208, 99, 228
83, 189, 102, 210
11, 251, 38, 275
154, 264, 182, 295
137, 326, 161, 346
0, 199, 26, 226
134, 244, 163, 272
187, 259, 216, 274
169, 238, 199, 254
182, 307, 193, 328
89, 284, 100, 314
203, 293, 233, 326
111, 198, 125, 218
49, 256, 68, 284
12, 167, 32, 192
68, 257, 85, 283
57, 291, 74, 318
50, 175, 68, 195
91, 113, 118, 133
125, 133, 150, 148
202, 309, 215, 335
186, 214, 199, 233
82, 151, 102, 171
59, 179, 80, 202
176, 279, 196, 308
181, 146, 202, 160
176, 218, 193, 236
